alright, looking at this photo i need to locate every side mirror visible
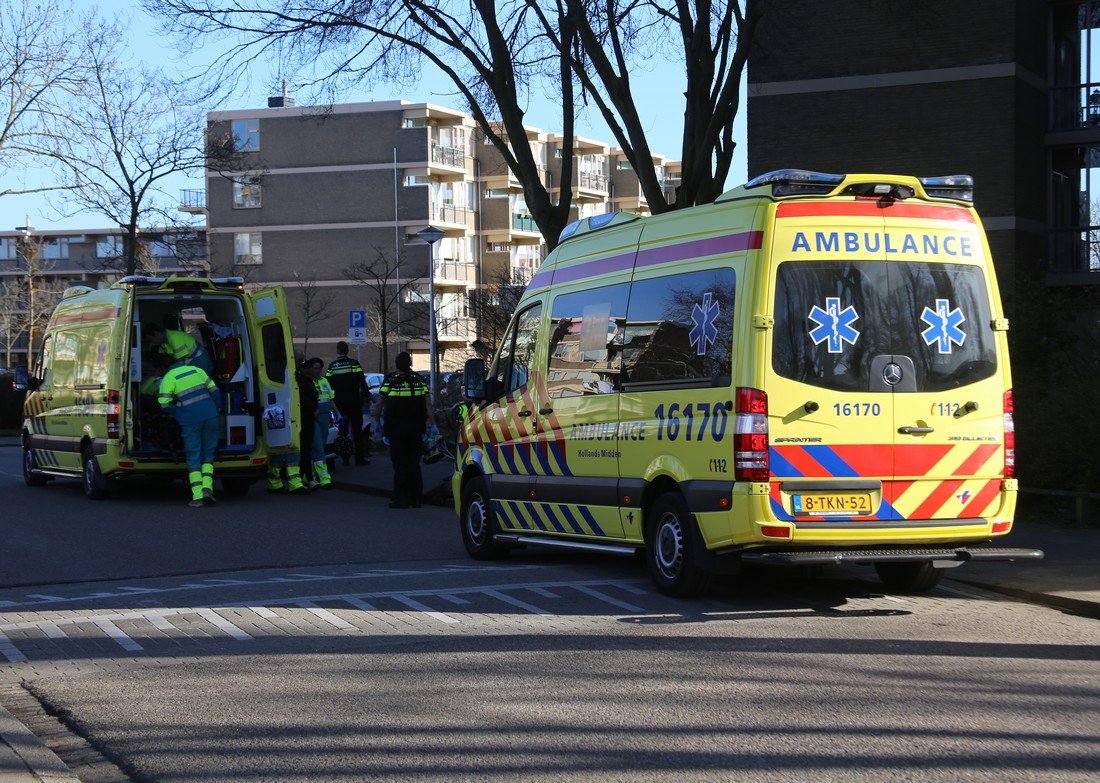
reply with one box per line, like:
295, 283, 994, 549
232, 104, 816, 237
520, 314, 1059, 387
463, 358, 486, 402
13, 366, 34, 392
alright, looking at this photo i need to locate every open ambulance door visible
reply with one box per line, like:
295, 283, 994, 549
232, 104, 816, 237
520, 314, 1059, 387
247, 286, 300, 452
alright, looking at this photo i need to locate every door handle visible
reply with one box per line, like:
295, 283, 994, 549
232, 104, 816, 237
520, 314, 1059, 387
518, 409, 532, 417
898, 426, 934, 435
539, 407, 553, 415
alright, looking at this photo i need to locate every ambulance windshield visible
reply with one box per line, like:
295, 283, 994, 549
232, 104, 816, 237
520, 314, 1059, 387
772, 261, 996, 393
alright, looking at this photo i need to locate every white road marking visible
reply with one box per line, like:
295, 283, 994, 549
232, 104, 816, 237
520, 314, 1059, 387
195, 609, 253, 641
342, 597, 377, 612
147, 614, 176, 631
571, 585, 644, 613
92, 617, 143, 652
250, 606, 279, 619
296, 601, 357, 631
436, 594, 470, 606
527, 587, 560, 599
36, 621, 67, 639
0, 631, 26, 663
390, 595, 459, 624
484, 589, 552, 616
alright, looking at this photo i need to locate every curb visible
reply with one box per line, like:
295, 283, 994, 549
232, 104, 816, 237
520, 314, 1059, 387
0, 703, 80, 783
947, 576, 1100, 621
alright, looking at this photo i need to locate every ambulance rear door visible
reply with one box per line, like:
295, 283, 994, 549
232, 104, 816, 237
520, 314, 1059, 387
879, 205, 1006, 522
246, 286, 299, 451
765, 201, 896, 524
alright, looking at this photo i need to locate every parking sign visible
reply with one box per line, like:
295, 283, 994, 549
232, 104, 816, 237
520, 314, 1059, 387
349, 309, 366, 329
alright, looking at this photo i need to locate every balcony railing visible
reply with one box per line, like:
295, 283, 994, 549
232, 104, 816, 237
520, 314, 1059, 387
512, 214, 537, 232
433, 203, 474, 224
438, 316, 476, 339
431, 144, 466, 167
179, 189, 206, 209
433, 259, 476, 283
510, 266, 534, 286
578, 172, 609, 192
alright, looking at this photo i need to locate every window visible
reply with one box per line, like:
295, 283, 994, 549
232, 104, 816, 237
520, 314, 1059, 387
547, 284, 629, 398
233, 178, 261, 208
404, 174, 430, 187
772, 261, 995, 393
231, 119, 259, 152
403, 288, 429, 303
261, 323, 287, 383
487, 242, 510, 253
616, 160, 633, 171
0, 237, 16, 260
493, 303, 542, 395
234, 232, 263, 265
96, 235, 122, 258
41, 237, 71, 260
485, 187, 509, 199
623, 268, 736, 389
402, 117, 429, 128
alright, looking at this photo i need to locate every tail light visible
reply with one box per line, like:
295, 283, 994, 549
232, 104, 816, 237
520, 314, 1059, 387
1003, 389, 1014, 477
107, 389, 120, 439
734, 387, 769, 481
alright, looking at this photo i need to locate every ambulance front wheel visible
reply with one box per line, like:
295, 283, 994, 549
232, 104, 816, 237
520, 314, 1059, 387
82, 446, 110, 500
874, 561, 943, 593
646, 493, 713, 598
460, 476, 508, 560
22, 444, 47, 487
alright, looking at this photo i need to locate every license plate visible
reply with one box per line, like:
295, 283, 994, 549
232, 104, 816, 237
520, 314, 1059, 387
792, 493, 872, 516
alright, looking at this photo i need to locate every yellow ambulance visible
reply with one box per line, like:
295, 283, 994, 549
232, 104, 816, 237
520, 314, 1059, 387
18, 276, 299, 499
454, 170, 1042, 596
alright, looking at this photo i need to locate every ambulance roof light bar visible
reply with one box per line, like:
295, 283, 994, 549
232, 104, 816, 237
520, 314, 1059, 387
745, 169, 845, 197
918, 175, 974, 202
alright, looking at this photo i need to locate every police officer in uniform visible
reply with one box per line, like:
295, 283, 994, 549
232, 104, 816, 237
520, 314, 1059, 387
379, 351, 431, 508
326, 341, 371, 465
157, 359, 221, 507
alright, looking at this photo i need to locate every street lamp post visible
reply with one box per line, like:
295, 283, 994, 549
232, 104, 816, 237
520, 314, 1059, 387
14, 222, 34, 364
416, 225, 445, 407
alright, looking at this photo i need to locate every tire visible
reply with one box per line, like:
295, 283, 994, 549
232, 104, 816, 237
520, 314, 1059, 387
874, 561, 943, 593
82, 447, 110, 500
459, 476, 508, 560
22, 444, 47, 487
645, 492, 713, 598
220, 478, 253, 497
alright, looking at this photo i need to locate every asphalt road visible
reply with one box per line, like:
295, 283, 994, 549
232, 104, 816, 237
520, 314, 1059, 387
0, 448, 1098, 783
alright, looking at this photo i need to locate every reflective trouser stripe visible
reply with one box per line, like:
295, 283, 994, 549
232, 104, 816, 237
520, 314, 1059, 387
188, 470, 204, 501
313, 460, 331, 485
266, 465, 282, 491
285, 464, 303, 492
201, 464, 214, 492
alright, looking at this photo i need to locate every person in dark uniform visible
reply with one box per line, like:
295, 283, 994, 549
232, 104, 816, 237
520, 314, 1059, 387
379, 351, 431, 508
326, 341, 371, 465
295, 355, 319, 488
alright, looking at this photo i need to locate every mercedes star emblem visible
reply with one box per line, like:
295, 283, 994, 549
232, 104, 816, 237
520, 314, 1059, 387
883, 362, 903, 385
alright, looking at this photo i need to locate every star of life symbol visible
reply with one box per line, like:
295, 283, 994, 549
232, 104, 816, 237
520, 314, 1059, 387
808, 297, 860, 354
957, 490, 972, 504
921, 298, 967, 354
689, 291, 720, 357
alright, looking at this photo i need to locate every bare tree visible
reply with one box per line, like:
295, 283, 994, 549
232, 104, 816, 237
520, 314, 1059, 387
550, 0, 760, 210
0, 0, 84, 200
142, 0, 581, 250
468, 264, 527, 359
292, 270, 337, 355
1, 234, 63, 364
40, 17, 205, 276
0, 280, 23, 367
344, 248, 418, 373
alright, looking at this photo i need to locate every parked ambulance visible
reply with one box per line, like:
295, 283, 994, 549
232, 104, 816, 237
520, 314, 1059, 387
454, 170, 1041, 596
18, 276, 299, 499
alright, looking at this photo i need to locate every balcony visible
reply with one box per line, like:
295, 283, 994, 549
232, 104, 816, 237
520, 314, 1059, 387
512, 214, 537, 232
437, 315, 476, 342
179, 189, 206, 213
429, 144, 467, 179
432, 203, 475, 228
510, 266, 534, 286
432, 259, 476, 285
578, 172, 609, 192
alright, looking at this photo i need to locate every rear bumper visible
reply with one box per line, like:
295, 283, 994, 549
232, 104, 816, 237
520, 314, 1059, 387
739, 546, 1044, 566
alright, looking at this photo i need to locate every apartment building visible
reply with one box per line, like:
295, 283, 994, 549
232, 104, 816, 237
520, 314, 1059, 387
187, 98, 676, 373
0, 227, 206, 366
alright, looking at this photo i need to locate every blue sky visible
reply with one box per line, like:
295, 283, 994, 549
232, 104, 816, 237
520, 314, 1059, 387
0, 1, 747, 231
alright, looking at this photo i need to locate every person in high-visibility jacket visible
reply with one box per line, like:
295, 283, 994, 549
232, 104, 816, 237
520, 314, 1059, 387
307, 358, 334, 489
157, 360, 222, 508
379, 351, 431, 508
144, 323, 214, 376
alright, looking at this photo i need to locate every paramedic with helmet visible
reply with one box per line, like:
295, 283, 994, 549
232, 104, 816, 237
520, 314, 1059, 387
145, 323, 214, 376
156, 354, 222, 507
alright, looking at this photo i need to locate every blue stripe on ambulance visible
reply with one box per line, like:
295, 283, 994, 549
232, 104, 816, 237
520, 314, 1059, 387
533, 441, 555, 475
514, 442, 539, 475
769, 448, 801, 477
549, 440, 571, 476
802, 445, 861, 478
576, 506, 605, 537
498, 443, 520, 475
539, 503, 567, 533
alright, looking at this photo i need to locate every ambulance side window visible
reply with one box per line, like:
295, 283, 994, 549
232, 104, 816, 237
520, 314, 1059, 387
547, 283, 629, 398
492, 303, 542, 396
261, 323, 287, 382
50, 331, 79, 390
622, 268, 735, 388
35, 335, 53, 389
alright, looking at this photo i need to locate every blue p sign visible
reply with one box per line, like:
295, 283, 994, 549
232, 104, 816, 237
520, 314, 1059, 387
349, 309, 366, 329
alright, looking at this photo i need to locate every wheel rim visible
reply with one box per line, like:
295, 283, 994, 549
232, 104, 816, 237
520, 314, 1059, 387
466, 493, 489, 546
23, 448, 34, 477
654, 511, 685, 580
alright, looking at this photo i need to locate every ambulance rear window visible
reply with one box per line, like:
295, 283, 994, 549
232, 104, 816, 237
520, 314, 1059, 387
773, 261, 996, 392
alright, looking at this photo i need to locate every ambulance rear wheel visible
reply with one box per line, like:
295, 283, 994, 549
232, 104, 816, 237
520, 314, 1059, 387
22, 445, 47, 487
646, 493, 712, 598
460, 476, 507, 560
82, 447, 110, 500
874, 561, 943, 593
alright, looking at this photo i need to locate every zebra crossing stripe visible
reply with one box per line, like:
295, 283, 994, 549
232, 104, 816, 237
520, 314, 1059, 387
92, 618, 143, 652
195, 609, 253, 641
250, 606, 279, 620
390, 594, 460, 624
483, 589, 552, 616
342, 597, 378, 611
0, 631, 27, 663
572, 585, 645, 613
36, 621, 68, 639
296, 601, 357, 631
